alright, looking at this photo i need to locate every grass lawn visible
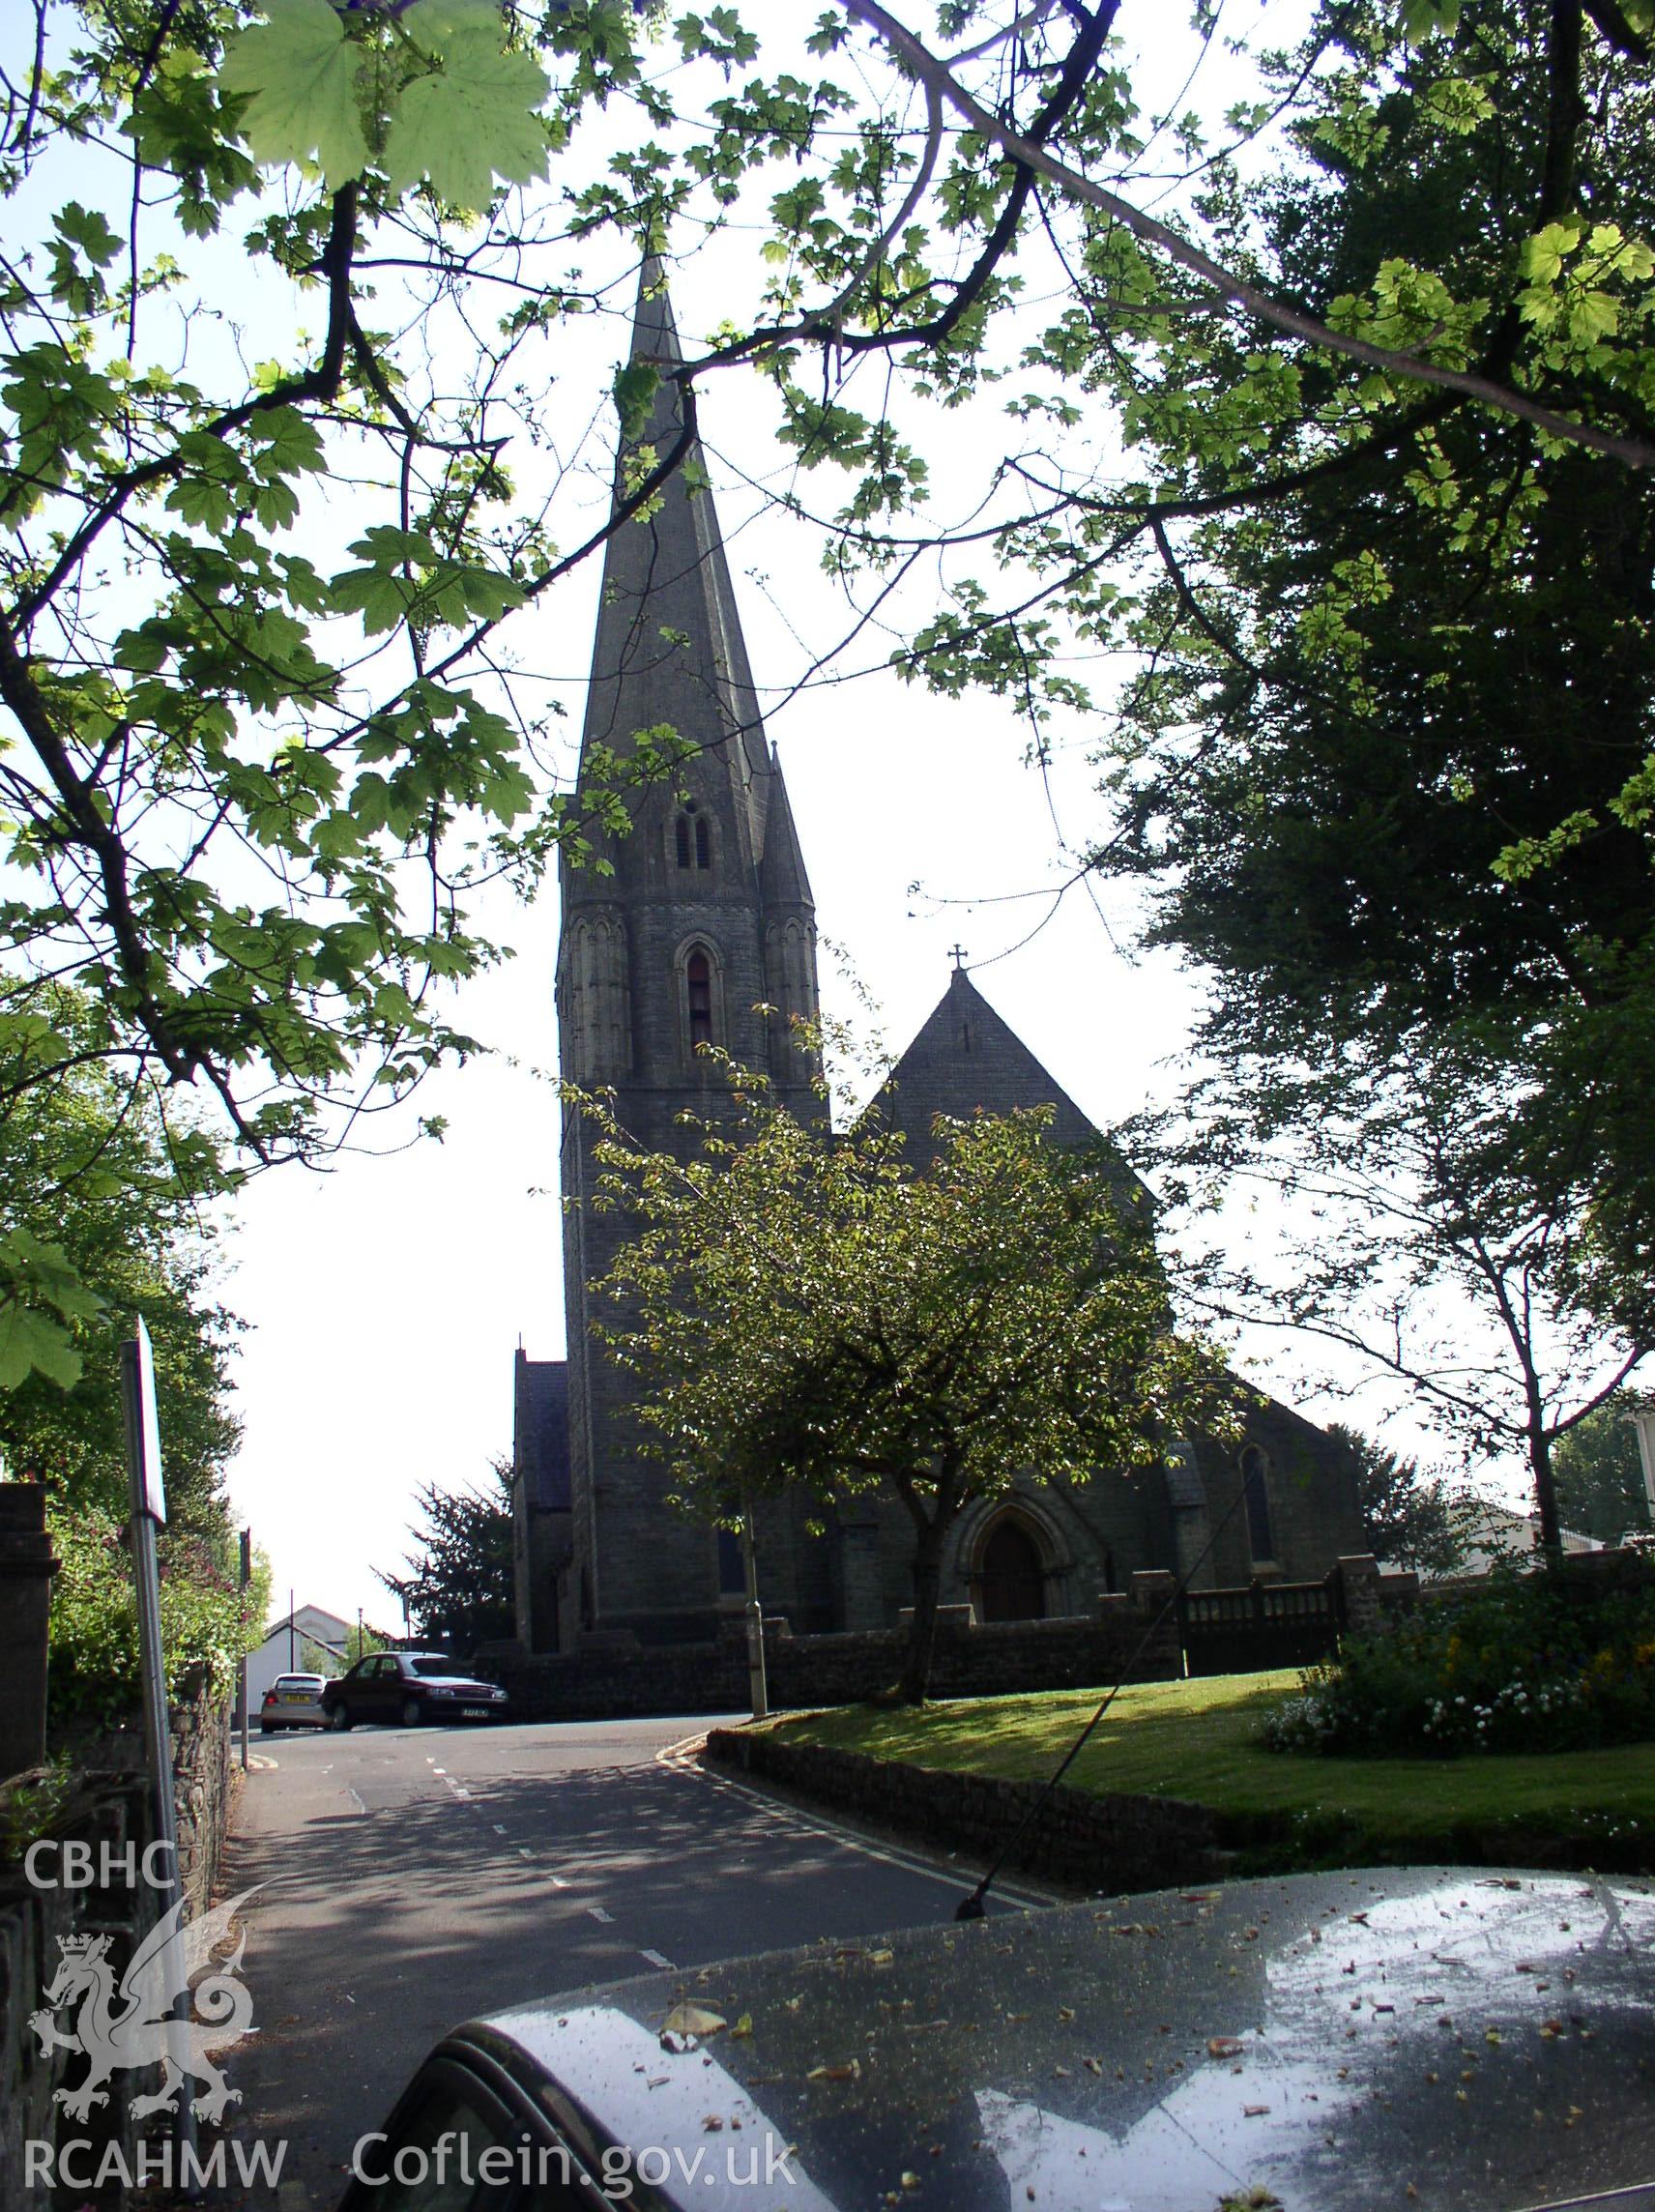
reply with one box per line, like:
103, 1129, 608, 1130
769, 1672, 1655, 1872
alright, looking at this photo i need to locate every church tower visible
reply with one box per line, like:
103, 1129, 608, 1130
557, 264, 822, 1644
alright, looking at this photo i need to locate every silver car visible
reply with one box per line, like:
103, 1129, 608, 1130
258, 1671, 328, 1732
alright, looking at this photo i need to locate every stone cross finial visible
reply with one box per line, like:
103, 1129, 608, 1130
948, 944, 969, 969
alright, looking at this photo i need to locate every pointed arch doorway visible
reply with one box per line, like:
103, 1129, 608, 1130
978, 1516, 1047, 1622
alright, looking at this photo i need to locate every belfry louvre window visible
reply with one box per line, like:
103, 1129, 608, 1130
686, 950, 713, 1050
675, 815, 691, 868
694, 816, 711, 869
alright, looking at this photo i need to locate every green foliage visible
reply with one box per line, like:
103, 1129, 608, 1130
996, 0, 1655, 1347
1328, 1421, 1466, 1575
218, 0, 551, 208
0, 1756, 78, 1866
376, 1457, 514, 1654
1264, 1573, 1655, 1756
581, 1054, 1234, 1700
1553, 1393, 1655, 1542
0, 990, 241, 1531
46, 1502, 258, 1727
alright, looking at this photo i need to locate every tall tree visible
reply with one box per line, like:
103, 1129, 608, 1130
582, 1067, 1232, 1703
978, 0, 1655, 1324
378, 1459, 515, 1654
1552, 1391, 1655, 1541
1151, 1039, 1651, 1555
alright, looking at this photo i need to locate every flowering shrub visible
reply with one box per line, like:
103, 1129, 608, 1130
1263, 1570, 1655, 1756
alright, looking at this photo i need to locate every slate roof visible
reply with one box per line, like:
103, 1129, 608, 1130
865, 968, 1100, 1167
514, 1351, 571, 1512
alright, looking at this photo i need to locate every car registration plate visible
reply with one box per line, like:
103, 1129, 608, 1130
462, 1705, 487, 1718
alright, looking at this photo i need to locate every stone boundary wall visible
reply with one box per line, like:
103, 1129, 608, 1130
0, 1772, 153, 2207
482, 1578, 1185, 1722
704, 1728, 1230, 1892
0, 1675, 233, 2206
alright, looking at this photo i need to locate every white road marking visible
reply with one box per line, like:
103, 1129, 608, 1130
587, 1906, 614, 1924
549, 1874, 568, 1888
653, 1735, 1057, 1911
344, 1787, 366, 1815
493, 1823, 508, 1835
518, 1848, 534, 1859
640, 1948, 674, 1969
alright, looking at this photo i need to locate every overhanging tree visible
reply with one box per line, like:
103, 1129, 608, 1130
582, 1066, 1232, 1703
6, 2, 1646, 1231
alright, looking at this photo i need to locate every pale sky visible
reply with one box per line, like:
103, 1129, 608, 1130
180, 3, 1528, 1626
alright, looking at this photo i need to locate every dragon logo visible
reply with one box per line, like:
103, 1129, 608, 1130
28, 1886, 262, 2125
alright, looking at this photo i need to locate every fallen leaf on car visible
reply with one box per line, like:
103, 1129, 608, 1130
1208, 2038, 1245, 2059
663, 2004, 727, 2037
731, 2015, 753, 2040
807, 2061, 861, 2082
1242, 2104, 1271, 2117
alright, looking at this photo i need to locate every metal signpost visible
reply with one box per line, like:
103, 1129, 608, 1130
120, 1317, 197, 2163
238, 1528, 251, 1772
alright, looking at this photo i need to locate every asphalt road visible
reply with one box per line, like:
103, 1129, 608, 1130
221, 1713, 1037, 2206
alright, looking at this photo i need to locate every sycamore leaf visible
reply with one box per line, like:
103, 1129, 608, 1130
382, 0, 549, 211
1398, 0, 1460, 38
0, 1301, 83, 1391
218, 0, 369, 191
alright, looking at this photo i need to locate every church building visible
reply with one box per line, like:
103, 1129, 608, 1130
511, 270, 1365, 1655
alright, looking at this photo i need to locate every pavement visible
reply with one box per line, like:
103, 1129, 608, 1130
219, 1712, 1043, 2206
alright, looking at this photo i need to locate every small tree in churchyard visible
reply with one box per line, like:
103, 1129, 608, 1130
581, 1063, 1233, 1703
377, 1458, 514, 1655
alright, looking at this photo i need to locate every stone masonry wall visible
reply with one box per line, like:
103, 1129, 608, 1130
0, 1677, 233, 2207
481, 1577, 1186, 1722
705, 1728, 1229, 1893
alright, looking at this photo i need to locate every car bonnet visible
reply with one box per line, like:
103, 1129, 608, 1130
464, 1866, 1655, 2212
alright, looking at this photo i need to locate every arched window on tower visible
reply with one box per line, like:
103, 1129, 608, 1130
1240, 1444, 1275, 1564
674, 814, 691, 869
694, 815, 711, 870
686, 949, 713, 1053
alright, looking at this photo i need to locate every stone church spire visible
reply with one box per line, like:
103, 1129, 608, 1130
556, 260, 824, 1644
570, 257, 769, 880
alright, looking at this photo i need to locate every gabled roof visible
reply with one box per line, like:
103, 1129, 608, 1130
514, 1351, 570, 1513
864, 968, 1100, 1169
